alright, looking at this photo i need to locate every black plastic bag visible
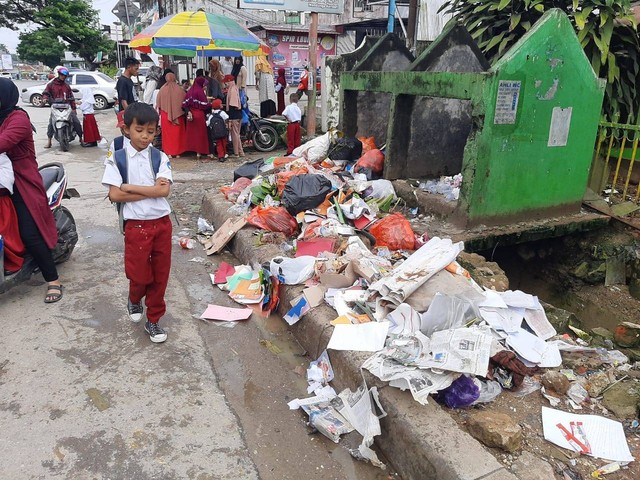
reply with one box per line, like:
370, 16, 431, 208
356, 167, 382, 181
281, 174, 333, 215
330, 137, 363, 161
233, 158, 265, 181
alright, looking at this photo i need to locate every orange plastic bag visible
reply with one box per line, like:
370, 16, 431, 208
358, 136, 376, 153
220, 177, 252, 202
355, 149, 385, 174
273, 156, 300, 168
369, 213, 415, 250
276, 167, 308, 195
247, 206, 298, 237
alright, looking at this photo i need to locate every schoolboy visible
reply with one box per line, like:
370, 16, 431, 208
282, 93, 302, 155
101, 102, 173, 343
206, 98, 229, 162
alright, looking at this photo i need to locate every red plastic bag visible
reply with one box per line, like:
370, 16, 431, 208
355, 149, 385, 174
247, 206, 298, 237
358, 136, 376, 153
369, 213, 415, 250
220, 177, 252, 202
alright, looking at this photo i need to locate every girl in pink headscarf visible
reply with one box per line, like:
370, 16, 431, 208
182, 76, 210, 159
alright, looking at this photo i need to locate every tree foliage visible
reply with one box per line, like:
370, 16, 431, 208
0, 0, 114, 65
17, 29, 65, 68
441, 0, 640, 122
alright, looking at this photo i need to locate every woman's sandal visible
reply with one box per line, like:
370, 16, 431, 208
44, 284, 64, 303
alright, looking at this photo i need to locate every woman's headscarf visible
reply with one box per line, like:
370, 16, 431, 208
277, 68, 287, 87
157, 68, 174, 89
0, 78, 24, 127
224, 75, 240, 110
156, 72, 185, 122
147, 66, 162, 82
208, 59, 224, 84
184, 76, 209, 108
255, 56, 273, 75
231, 56, 243, 81
80, 87, 95, 106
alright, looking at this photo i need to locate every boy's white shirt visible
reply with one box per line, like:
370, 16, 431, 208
0, 152, 14, 193
101, 143, 172, 221
282, 103, 301, 122
207, 109, 229, 126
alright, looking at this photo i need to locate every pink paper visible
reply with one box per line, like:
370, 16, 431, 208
200, 304, 253, 321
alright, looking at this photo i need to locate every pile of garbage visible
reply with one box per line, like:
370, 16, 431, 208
203, 133, 637, 470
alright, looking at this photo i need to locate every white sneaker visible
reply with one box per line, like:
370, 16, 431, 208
145, 321, 167, 343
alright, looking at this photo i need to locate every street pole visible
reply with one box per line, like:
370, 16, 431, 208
387, 0, 396, 33
307, 12, 318, 137
407, 0, 418, 51
158, 0, 169, 69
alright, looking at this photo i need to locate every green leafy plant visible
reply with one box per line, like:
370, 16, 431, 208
440, 0, 640, 122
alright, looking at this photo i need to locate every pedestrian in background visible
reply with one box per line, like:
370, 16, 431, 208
207, 98, 229, 162
143, 66, 162, 106
207, 59, 225, 101
78, 87, 101, 147
101, 102, 173, 344
224, 74, 244, 158
231, 56, 248, 96
282, 93, 302, 155
220, 56, 233, 76
115, 57, 140, 112
296, 66, 309, 99
156, 72, 186, 158
275, 68, 287, 115
183, 76, 210, 159
255, 56, 276, 117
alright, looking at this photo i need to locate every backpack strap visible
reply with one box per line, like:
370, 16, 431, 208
149, 146, 161, 177
114, 135, 124, 152
113, 148, 128, 234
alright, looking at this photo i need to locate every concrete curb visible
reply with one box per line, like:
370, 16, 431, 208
202, 192, 519, 480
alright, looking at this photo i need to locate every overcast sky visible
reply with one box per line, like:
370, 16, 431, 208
1, 0, 119, 53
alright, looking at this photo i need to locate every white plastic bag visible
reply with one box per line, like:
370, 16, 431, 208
367, 179, 396, 200
292, 132, 331, 164
270, 256, 316, 284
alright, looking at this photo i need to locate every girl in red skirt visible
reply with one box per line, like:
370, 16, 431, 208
79, 87, 101, 147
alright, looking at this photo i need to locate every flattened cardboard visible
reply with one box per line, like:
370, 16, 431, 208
205, 217, 247, 255
319, 262, 357, 289
303, 285, 327, 308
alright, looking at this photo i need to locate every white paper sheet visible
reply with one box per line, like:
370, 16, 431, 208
422, 327, 493, 376
541, 407, 635, 462
506, 327, 548, 364
498, 290, 541, 309
327, 322, 390, 352
523, 308, 557, 340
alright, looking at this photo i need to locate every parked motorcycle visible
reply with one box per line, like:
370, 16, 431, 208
242, 111, 286, 152
50, 100, 77, 152
0, 162, 79, 294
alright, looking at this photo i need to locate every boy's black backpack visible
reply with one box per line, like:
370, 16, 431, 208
208, 112, 228, 140
113, 146, 162, 234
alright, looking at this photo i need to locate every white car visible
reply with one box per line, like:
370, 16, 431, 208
20, 71, 117, 110
0, 71, 12, 79
115, 67, 149, 86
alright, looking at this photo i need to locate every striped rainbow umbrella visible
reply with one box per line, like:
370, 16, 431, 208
129, 10, 270, 57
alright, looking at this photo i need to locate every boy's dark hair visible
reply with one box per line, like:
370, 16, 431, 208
289, 93, 299, 102
124, 57, 140, 69
195, 68, 204, 77
123, 102, 159, 127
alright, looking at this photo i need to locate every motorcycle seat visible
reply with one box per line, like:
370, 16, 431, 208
39, 164, 62, 190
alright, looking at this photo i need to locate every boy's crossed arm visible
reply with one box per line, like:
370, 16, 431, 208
108, 177, 171, 202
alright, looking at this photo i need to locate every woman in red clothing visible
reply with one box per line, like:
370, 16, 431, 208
276, 68, 287, 115
156, 72, 186, 158
0, 78, 63, 303
182, 76, 210, 159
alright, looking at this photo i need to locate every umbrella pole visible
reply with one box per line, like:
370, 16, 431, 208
307, 12, 318, 138
158, 0, 170, 69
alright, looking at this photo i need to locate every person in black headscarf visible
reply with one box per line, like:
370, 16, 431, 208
230, 56, 247, 95
156, 68, 174, 90
0, 78, 62, 302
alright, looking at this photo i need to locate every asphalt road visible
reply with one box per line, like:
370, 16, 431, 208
0, 80, 392, 479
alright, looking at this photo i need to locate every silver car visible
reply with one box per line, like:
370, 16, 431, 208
20, 71, 117, 110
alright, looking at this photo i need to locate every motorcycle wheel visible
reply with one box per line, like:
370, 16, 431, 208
51, 206, 78, 264
60, 129, 70, 152
252, 124, 279, 152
